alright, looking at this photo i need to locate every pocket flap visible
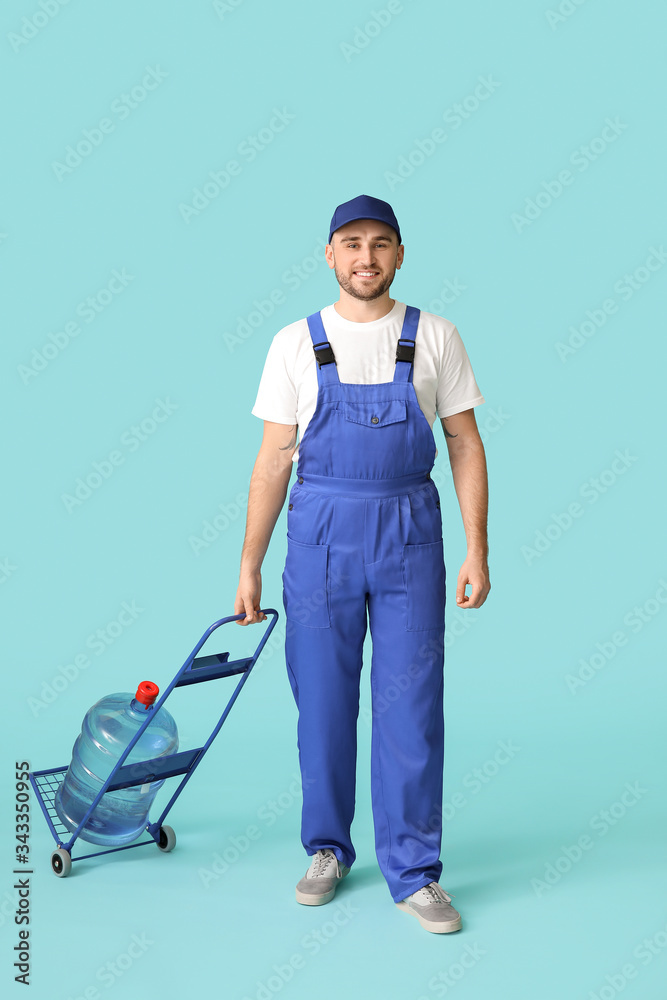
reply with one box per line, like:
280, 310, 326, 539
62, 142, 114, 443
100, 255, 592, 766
343, 399, 407, 427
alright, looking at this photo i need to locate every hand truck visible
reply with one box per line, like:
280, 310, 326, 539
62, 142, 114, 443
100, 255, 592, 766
29, 609, 278, 877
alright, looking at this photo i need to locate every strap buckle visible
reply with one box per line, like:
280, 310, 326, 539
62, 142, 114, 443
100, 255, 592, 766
313, 341, 336, 367
395, 339, 415, 364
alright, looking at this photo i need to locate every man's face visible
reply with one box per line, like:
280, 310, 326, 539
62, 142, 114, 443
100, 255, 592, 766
326, 219, 404, 301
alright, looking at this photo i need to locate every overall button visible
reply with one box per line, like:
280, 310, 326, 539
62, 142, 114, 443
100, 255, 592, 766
298, 477, 304, 484
436, 501, 440, 509
344, 399, 406, 427
288, 504, 293, 510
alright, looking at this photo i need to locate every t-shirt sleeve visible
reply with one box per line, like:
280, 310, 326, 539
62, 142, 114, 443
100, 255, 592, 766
250, 333, 298, 424
436, 325, 485, 417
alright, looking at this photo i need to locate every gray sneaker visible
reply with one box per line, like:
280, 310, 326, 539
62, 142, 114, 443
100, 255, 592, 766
396, 882, 462, 933
295, 849, 351, 905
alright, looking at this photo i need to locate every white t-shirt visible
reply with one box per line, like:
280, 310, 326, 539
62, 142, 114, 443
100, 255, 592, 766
251, 299, 485, 462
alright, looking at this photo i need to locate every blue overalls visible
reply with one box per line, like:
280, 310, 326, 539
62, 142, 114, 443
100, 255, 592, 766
282, 304, 446, 903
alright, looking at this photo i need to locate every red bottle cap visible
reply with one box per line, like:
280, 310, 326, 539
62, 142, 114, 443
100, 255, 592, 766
135, 681, 159, 706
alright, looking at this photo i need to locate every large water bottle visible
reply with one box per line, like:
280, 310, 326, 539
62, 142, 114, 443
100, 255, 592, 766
54, 681, 179, 847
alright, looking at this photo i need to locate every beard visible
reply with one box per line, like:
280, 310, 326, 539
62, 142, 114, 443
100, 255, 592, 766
333, 263, 395, 301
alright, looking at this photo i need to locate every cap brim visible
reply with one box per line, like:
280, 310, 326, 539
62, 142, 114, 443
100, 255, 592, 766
330, 216, 401, 244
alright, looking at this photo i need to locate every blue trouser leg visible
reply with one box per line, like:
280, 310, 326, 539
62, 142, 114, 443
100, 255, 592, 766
364, 494, 446, 902
283, 505, 367, 870
367, 576, 445, 901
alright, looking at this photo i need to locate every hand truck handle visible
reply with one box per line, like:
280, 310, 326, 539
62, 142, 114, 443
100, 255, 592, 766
78, 609, 279, 796
173, 609, 279, 687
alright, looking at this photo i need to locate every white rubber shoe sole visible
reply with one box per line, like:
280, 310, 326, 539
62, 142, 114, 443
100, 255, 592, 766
295, 865, 350, 905
396, 897, 462, 933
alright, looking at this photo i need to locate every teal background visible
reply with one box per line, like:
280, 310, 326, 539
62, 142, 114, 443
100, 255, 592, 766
2, 0, 666, 997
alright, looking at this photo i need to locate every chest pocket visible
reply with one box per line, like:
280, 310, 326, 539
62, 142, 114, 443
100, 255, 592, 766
343, 399, 407, 428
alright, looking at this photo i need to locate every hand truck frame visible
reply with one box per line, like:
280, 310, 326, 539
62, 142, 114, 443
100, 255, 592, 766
29, 609, 279, 877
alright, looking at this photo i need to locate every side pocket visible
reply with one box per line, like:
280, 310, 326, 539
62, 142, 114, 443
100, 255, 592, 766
282, 536, 331, 629
402, 538, 446, 631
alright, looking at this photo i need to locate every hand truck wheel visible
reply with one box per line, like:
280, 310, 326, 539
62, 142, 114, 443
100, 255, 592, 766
51, 848, 72, 877
157, 825, 176, 852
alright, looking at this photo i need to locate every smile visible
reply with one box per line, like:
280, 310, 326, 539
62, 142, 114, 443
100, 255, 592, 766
353, 271, 379, 278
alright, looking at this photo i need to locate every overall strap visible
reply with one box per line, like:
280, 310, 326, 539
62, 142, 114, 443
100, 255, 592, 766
306, 311, 340, 386
393, 305, 420, 383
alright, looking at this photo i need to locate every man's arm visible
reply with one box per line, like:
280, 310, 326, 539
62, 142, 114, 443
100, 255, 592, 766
441, 408, 491, 609
235, 420, 297, 625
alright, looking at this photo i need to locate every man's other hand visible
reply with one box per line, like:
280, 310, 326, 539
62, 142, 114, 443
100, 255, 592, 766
455, 555, 490, 609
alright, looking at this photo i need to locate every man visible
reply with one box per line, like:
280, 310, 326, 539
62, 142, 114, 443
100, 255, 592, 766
235, 194, 490, 934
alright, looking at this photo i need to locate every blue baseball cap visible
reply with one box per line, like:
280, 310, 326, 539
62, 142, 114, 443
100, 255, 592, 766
328, 194, 402, 245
